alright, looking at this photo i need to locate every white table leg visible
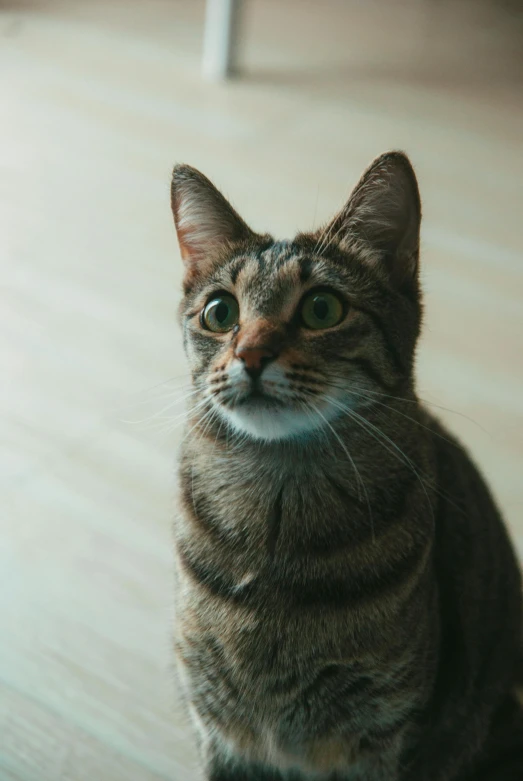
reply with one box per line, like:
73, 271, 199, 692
202, 0, 242, 81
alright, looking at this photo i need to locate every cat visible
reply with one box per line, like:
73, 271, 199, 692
170, 151, 523, 781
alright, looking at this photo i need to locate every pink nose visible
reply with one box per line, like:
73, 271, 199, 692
235, 346, 276, 379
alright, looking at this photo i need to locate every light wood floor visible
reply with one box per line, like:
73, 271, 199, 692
2, 1, 522, 779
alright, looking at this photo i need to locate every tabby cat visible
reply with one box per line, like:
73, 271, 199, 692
170, 152, 523, 781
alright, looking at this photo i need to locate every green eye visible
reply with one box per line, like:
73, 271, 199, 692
202, 295, 239, 332
301, 291, 344, 330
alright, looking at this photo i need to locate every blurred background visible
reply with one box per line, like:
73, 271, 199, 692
2, 1, 523, 779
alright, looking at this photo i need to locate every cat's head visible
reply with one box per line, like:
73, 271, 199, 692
171, 152, 422, 442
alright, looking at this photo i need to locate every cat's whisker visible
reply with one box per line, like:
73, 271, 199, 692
128, 373, 194, 398
119, 387, 200, 425
329, 377, 489, 435
200, 404, 221, 443
138, 407, 196, 441
318, 380, 458, 447
307, 399, 374, 541
143, 409, 198, 435
322, 394, 436, 523
180, 404, 215, 446
214, 410, 227, 447
119, 383, 195, 406
142, 395, 210, 437
137, 379, 196, 396
210, 387, 231, 396
185, 395, 230, 444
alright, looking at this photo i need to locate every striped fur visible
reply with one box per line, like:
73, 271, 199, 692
170, 152, 523, 781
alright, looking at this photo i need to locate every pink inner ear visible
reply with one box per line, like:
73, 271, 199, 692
179, 244, 195, 263
173, 196, 229, 269
171, 165, 258, 273
176, 220, 201, 264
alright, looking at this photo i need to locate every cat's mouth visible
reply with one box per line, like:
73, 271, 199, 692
207, 364, 338, 440
214, 384, 334, 441
233, 387, 288, 410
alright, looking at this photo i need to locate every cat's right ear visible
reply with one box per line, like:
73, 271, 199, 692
171, 165, 255, 281
313, 152, 421, 293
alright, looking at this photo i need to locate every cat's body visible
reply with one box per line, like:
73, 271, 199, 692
170, 153, 523, 780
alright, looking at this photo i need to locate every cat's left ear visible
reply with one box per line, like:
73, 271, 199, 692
171, 165, 255, 280
317, 151, 421, 290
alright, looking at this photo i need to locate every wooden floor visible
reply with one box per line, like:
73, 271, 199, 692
2, 1, 523, 779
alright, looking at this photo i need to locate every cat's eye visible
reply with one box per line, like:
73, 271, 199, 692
300, 291, 344, 330
202, 294, 240, 333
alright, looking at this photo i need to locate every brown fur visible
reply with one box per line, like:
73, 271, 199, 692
170, 152, 523, 781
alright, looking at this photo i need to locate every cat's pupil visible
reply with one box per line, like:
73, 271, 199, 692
313, 297, 328, 320
216, 301, 229, 323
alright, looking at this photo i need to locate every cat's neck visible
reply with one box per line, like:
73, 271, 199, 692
183, 396, 431, 496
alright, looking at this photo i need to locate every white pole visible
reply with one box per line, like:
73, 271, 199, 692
202, 0, 242, 81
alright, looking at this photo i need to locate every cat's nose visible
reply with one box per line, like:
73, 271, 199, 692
235, 346, 277, 380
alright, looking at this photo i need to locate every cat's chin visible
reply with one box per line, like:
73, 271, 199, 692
217, 399, 341, 442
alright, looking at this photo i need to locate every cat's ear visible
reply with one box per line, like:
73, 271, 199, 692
318, 151, 421, 288
171, 165, 255, 279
